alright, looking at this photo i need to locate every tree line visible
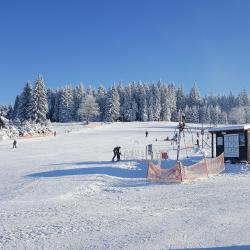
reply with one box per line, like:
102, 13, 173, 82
1, 76, 250, 125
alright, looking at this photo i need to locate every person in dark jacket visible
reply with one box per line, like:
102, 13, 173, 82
112, 146, 118, 161
112, 146, 121, 161
117, 147, 122, 161
145, 131, 148, 137
13, 140, 17, 148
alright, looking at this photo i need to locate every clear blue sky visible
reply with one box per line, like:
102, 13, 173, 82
1, 0, 250, 104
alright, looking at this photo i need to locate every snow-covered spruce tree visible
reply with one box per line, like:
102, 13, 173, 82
208, 105, 221, 125
58, 85, 74, 122
6, 104, 14, 120
176, 85, 186, 112
47, 88, 57, 121
184, 105, 193, 123
18, 81, 34, 122
137, 83, 148, 121
32, 75, 48, 123
73, 83, 85, 121
152, 84, 161, 121
13, 95, 21, 120
237, 89, 249, 106
157, 81, 170, 121
189, 106, 199, 123
147, 85, 154, 121
167, 84, 177, 121
188, 83, 201, 107
78, 94, 99, 124
104, 86, 120, 122
117, 83, 126, 122
123, 84, 138, 122
96, 85, 106, 121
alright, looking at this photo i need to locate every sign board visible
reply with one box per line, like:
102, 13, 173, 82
147, 144, 152, 153
224, 134, 239, 158
217, 137, 223, 146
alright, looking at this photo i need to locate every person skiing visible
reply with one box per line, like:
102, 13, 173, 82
112, 146, 121, 161
145, 131, 148, 137
112, 146, 118, 161
13, 139, 17, 149
117, 147, 122, 161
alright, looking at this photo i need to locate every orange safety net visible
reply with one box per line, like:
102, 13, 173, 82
147, 162, 182, 183
206, 153, 225, 176
147, 153, 224, 183
182, 159, 208, 181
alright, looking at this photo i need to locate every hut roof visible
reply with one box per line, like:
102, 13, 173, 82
208, 124, 250, 133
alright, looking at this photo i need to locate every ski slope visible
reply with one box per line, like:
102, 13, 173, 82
0, 122, 250, 250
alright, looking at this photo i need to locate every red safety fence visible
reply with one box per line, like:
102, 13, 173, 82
182, 159, 208, 181
206, 153, 225, 176
147, 153, 224, 183
147, 162, 182, 183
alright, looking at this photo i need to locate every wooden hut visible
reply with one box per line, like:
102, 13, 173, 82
208, 124, 250, 163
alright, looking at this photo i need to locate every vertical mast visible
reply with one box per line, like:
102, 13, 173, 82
176, 110, 186, 162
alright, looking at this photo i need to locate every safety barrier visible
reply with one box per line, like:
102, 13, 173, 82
147, 161, 182, 183
147, 153, 224, 183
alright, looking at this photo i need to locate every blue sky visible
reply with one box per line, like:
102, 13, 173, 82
1, 0, 250, 104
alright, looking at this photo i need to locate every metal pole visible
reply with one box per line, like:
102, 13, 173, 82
211, 132, 214, 158
176, 110, 182, 162
202, 123, 204, 149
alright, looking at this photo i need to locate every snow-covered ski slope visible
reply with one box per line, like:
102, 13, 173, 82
0, 122, 250, 250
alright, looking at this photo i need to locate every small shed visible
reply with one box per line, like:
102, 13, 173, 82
208, 124, 250, 163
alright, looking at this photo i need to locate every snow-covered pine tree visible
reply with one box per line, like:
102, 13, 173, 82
237, 89, 249, 106
184, 105, 193, 123
104, 86, 120, 122
190, 106, 199, 123
176, 85, 186, 112
167, 83, 177, 121
32, 75, 48, 123
51, 89, 60, 122
152, 84, 161, 121
123, 84, 138, 122
78, 94, 99, 124
6, 104, 14, 120
137, 83, 148, 121
116, 83, 126, 122
18, 81, 34, 121
13, 95, 21, 120
157, 81, 171, 121
208, 105, 220, 125
73, 83, 85, 121
188, 83, 201, 107
58, 85, 74, 122
47, 88, 57, 121
96, 85, 106, 121
147, 85, 154, 121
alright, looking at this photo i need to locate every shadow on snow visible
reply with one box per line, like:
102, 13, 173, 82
27, 160, 148, 179
174, 245, 250, 250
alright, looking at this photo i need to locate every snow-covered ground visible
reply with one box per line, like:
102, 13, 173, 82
0, 122, 250, 250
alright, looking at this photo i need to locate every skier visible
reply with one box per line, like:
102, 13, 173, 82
117, 147, 122, 161
13, 140, 17, 149
145, 131, 148, 137
196, 139, 200, 147
112, 146, 118, 162
112, 146, 121, 161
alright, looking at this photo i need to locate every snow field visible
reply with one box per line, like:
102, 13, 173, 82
0, 122, 250, 250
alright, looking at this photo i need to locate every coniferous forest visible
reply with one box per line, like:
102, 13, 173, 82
1, 75, 250, 125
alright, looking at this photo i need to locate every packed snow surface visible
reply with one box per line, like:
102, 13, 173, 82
0, 122, 250, 250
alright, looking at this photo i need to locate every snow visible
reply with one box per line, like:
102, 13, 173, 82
208, 124, 250, 132
0, 122, 250, 250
